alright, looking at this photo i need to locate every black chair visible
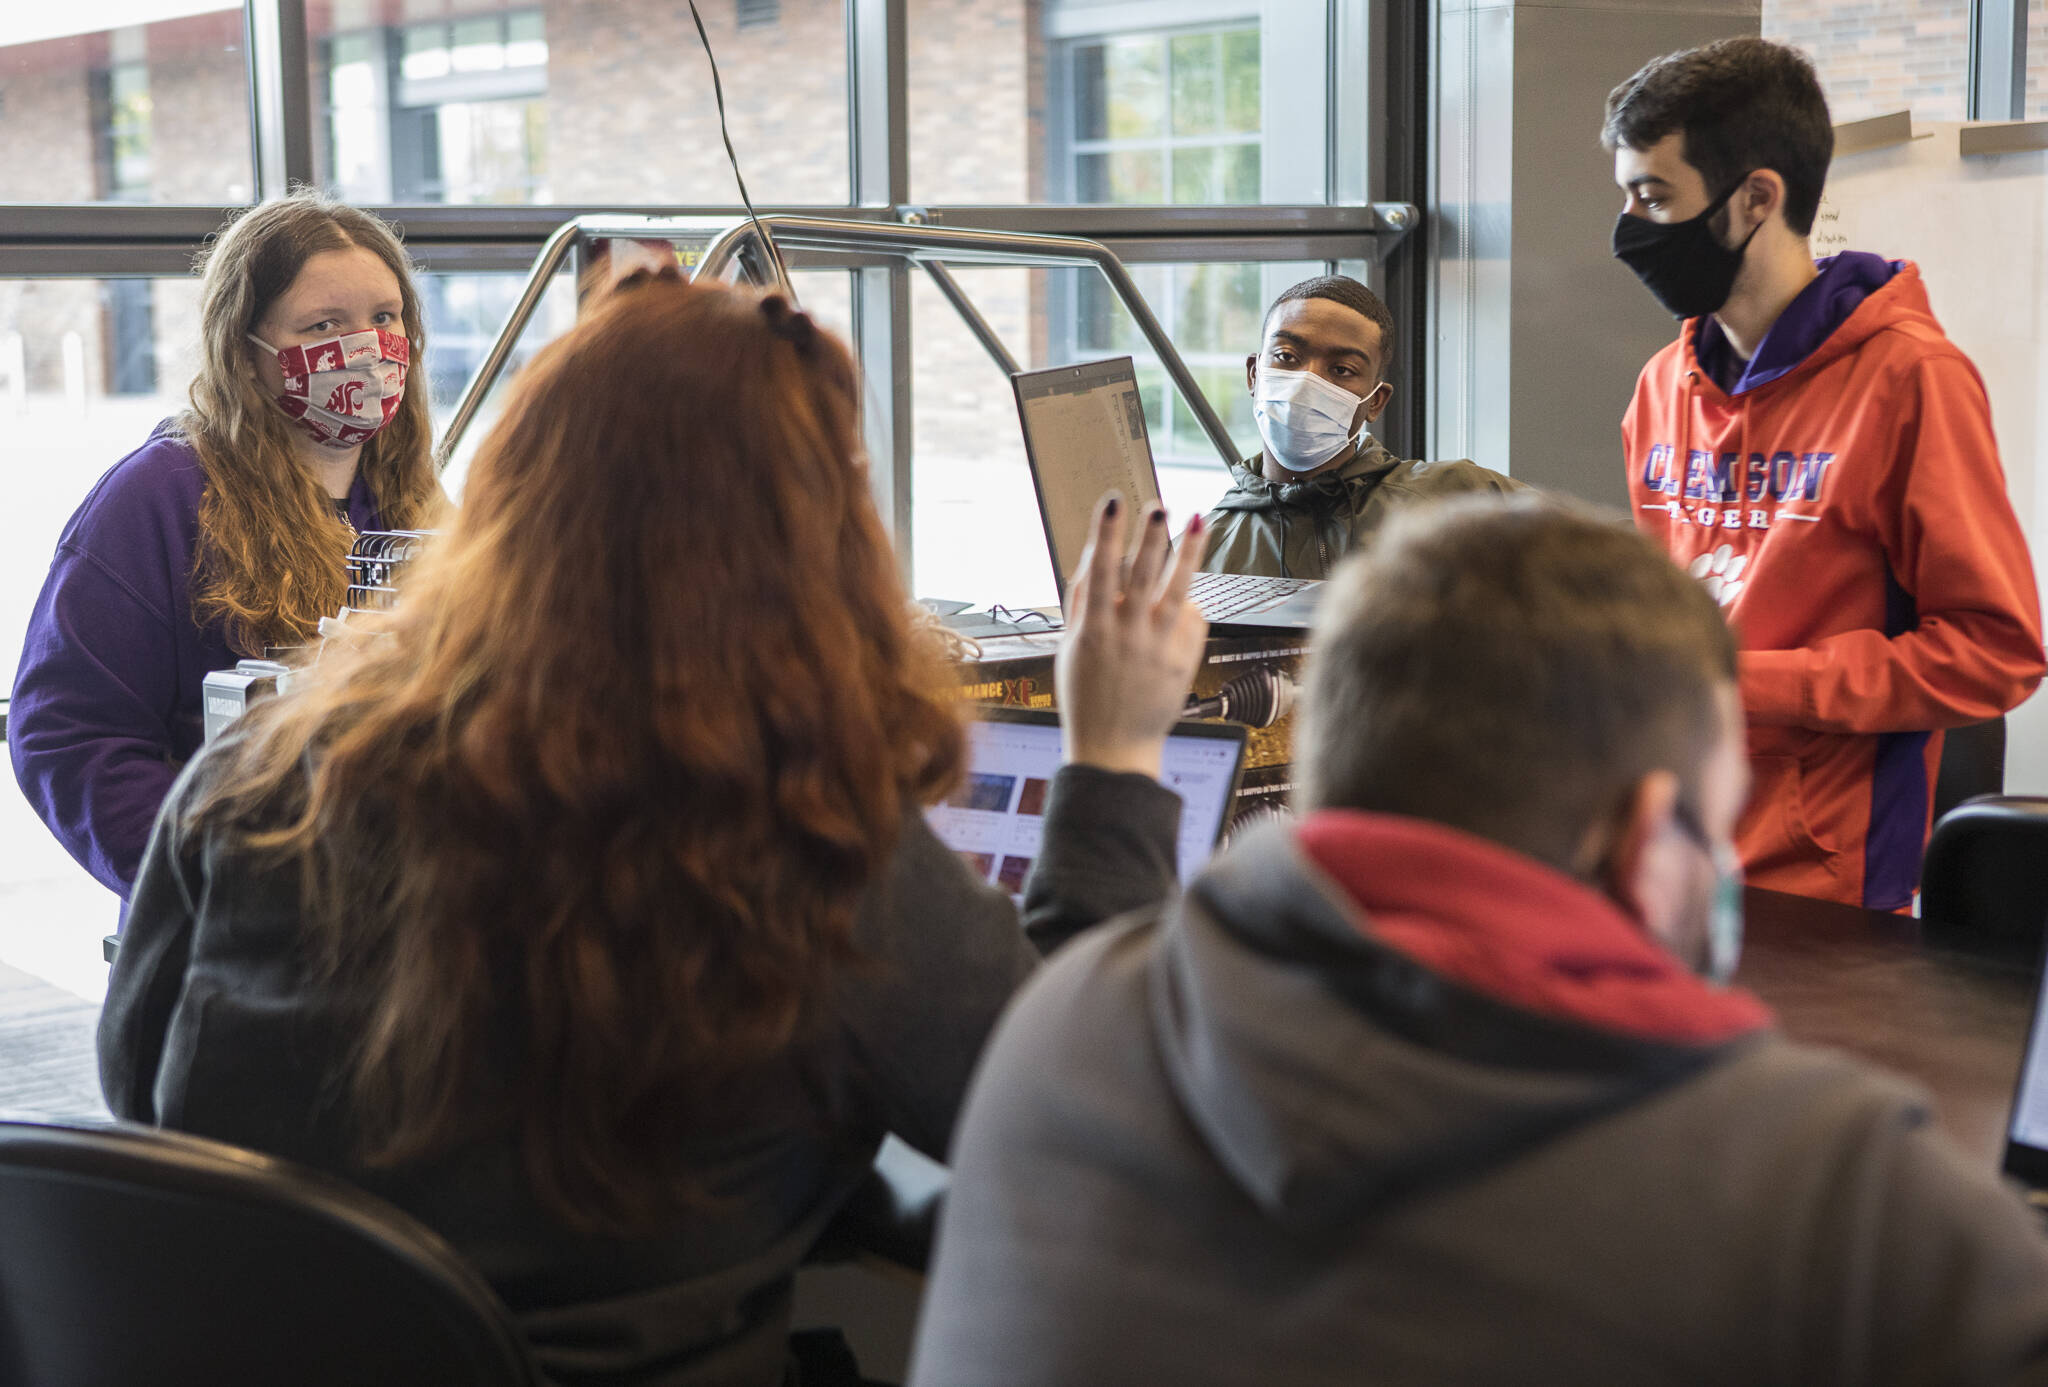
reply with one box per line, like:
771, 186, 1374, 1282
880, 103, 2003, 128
1933, 716, 2007, 824
0, 1118, 541, 1386
795, 1136, 948, 1383
1919, 795, 2048, 958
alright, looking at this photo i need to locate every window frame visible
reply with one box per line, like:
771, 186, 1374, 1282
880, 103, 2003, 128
0, 0, 1411, 594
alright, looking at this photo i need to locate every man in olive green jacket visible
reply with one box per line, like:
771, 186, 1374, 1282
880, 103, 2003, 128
1201, 276, 1521, 579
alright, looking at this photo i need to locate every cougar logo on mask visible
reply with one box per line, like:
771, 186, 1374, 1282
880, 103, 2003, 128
250, 327, 409, 450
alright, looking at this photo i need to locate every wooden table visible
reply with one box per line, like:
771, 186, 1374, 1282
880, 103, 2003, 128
1738, 886, 2036, 1165
945, 628, 2039, 1176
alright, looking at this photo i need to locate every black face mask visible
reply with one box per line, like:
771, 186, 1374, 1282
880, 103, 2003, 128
1611, 176, 1761, 320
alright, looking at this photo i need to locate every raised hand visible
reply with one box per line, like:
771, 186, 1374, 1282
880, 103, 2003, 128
1055, 493, 1211, 779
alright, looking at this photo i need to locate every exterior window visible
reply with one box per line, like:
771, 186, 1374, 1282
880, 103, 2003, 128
321, 11, 549, 205
906, 0, 1330, 206
88, 57, 160, 397
1051, 22, 1271, 473
92, 61, 154, 202
0, 0, 1373, 1034
1071, 262, 1264, 466
910, 260, 1319, 611
1065, 26, 1260, 204
102, 280, 157, 396
310, 1, 850, 205
0, 6, 252, 206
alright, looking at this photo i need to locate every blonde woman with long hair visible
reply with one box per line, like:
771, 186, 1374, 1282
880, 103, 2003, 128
9, 192, 441, 903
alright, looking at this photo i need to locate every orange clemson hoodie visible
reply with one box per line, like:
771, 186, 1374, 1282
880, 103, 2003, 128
1624, 255, 2044, 911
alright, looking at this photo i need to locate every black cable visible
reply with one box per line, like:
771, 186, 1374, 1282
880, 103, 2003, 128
685, 0, 795, 300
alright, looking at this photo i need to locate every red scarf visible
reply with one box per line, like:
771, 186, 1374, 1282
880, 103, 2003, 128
1296, 811, 1773, 1046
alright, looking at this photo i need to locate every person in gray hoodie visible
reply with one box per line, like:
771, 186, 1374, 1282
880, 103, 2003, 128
912, 495, 2048, 1387
1199, 275, 1520, 579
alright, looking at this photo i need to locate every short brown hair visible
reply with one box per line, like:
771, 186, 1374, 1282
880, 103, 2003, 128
1601, 37, 1833, 237
1298, 495, 1736, 870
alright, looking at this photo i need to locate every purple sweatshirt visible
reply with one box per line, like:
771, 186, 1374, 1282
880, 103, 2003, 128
1693, 251, 1901, 396
8, 423, 382, 902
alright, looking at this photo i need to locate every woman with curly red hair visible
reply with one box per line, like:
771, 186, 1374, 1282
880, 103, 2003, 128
101, 274, 1208, 1386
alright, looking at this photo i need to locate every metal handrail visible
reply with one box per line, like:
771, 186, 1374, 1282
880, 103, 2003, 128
433, 217, 582, 471
434, 213, 1252, 470
694, 215, 1241, 466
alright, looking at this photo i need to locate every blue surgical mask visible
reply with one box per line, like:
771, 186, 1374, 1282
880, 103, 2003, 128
1694, 841, 1746, 985
1252, 366, 1367, 473
1674, 802, 1745, 985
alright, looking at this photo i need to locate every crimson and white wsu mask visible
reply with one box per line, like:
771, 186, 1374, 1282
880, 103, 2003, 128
250, 328, 409, 450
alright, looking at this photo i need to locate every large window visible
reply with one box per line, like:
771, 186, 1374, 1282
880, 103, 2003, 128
910, 259, 1322, 609
0, 1, 1400, 1005
93, 58, 156, 201
1065, 261, 1274, 466
0, 5, 253, 203
908, 1, 1333, 205
317, 11, 549, 204
308, 0, 851, 206
1063, 25, 1261, 203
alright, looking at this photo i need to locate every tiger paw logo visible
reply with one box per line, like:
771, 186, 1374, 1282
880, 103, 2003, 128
1689, 545, 1748, 606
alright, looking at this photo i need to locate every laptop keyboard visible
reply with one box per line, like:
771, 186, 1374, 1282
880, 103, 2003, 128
1188, 571, 1315, 621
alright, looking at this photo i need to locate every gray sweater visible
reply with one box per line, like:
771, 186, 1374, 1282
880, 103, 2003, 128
100, 749, 1182, 1387
912, 821, 2048, 1387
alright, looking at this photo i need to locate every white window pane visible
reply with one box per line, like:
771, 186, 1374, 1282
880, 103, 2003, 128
402, 25, 453, 81
910, 261, 1318, 607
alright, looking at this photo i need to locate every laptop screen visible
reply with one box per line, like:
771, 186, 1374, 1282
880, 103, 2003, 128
1013, 358, 1163, 603
925, 705, 1246, 902
2005, 954, 2048, 1186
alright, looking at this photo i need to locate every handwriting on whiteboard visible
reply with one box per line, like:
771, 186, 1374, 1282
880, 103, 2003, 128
1812, 197, 1850, 257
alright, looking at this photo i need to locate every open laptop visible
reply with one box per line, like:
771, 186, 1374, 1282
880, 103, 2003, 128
925, 705, 1247, 901
1012, 357, 1326, 631
2002, 948, 2048, 1209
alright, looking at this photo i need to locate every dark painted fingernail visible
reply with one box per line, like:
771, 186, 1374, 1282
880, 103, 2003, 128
1189, 513, 1205, 534
1149, 507, 1166, 525
1105, 496, 1121, 517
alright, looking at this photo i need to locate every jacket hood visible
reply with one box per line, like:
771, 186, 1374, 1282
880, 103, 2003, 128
1209, 437, 1402, 514
1682, 259, 1937, 401
1148, 818, 1768, 1231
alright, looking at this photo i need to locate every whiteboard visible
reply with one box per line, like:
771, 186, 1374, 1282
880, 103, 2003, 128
1817, 122, 2048, 792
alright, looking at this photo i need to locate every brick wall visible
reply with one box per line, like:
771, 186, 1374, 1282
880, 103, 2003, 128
2030, 8, 2048, 119
0, 47, 99, 203
1761, 0, 1970, 122
907, 0, 1033, 203
546, 0, 853, 205
145, 13, 252, 391
0, 45, 105, 395
146, 12, 252, 203
904, 0, 1037, 464
1, 0, 1042, 456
